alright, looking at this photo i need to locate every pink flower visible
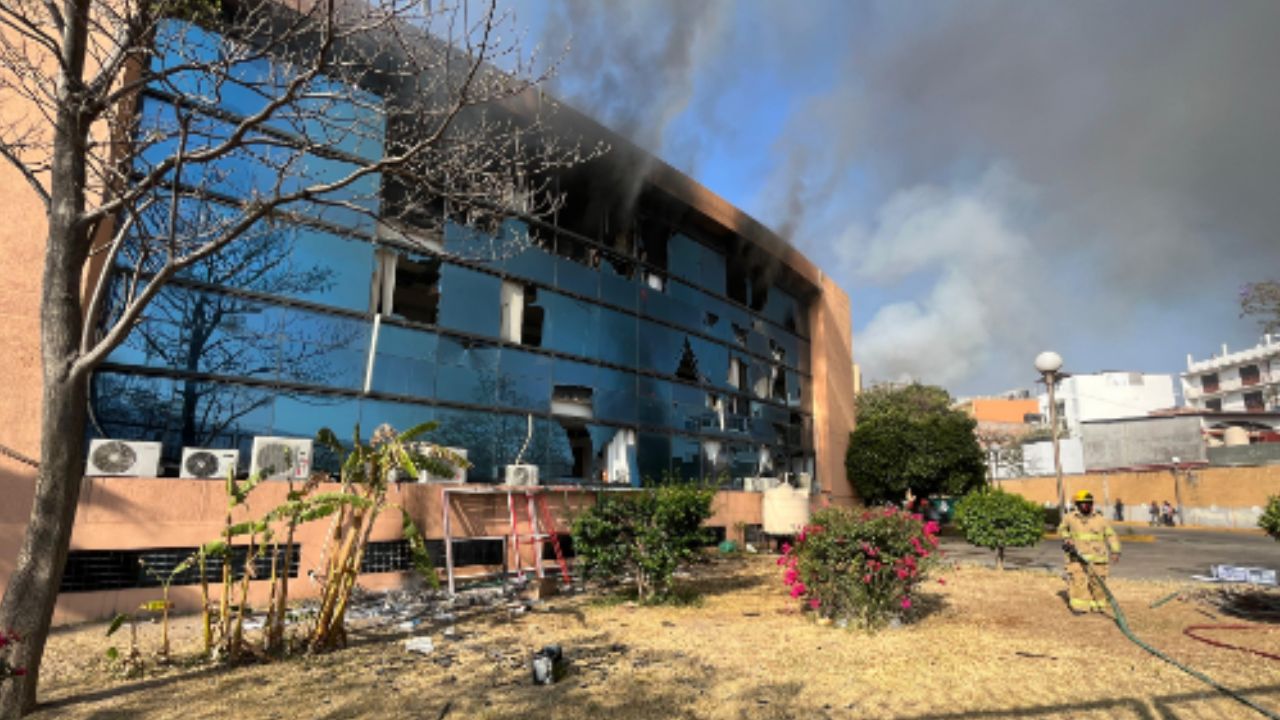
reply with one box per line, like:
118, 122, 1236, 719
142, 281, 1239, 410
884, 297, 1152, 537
896, 568, 910, 580
789, 582, 807, 598
924, 521, 940, 535
900, 597, 912, 610
776, 555, 788, 566
784, 568, 798, 586
809, 597, 821, 610
937, 578, 947, 585
780, 542, 792, 555
862, 574, 872, 584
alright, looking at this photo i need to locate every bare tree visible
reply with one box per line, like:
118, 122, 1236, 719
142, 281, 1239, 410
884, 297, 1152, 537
0, 0, 589, 712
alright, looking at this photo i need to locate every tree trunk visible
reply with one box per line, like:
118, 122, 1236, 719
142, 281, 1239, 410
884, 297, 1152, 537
0, 0, 92, 711
996, 547, 1005, 571
0, 377, 90, 717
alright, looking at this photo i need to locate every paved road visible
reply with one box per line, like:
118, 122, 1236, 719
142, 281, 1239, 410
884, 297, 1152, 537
940, 526, 1278, 581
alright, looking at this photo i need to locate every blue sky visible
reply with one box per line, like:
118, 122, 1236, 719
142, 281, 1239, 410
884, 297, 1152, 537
502, 0, 1280, 398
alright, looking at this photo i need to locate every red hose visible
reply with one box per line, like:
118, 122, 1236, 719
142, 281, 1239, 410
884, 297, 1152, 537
1183, 624, 1280, 662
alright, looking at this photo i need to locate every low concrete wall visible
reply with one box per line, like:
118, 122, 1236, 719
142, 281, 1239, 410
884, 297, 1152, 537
994, 464, 1279, 530
0, 464, 771, 625
1208, 444, 1280, 467
1080, 416, 1206, 470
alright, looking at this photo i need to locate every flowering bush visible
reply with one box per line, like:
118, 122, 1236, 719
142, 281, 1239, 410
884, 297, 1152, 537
0, 629, 26, 680
779, 506, 940, 628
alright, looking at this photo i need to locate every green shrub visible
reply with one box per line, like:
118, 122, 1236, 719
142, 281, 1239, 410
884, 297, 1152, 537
572, 482, 716, 602
780, 506, 939, 629
954, 489, 1046, 569
1260, 495, 1280, 540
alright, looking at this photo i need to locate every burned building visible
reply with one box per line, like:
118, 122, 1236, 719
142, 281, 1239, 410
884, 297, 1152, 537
0, 13, 856, 619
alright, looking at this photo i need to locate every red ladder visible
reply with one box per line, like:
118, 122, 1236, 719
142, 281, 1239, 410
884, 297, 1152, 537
506, 490, 571, 585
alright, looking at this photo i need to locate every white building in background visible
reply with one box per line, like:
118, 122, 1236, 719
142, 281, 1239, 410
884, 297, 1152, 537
1037, 371, 1178, 438
1182, 336, 1280, 413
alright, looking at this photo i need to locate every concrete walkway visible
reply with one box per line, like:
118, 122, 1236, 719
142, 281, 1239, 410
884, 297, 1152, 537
940, 525, 1278, 581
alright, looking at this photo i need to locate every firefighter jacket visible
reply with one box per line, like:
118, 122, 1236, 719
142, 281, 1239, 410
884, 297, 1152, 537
1059, 510, 1121, 565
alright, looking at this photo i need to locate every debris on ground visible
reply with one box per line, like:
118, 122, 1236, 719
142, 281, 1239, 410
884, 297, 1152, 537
403, 637, 436, 655
1190, 564, 1277, 586
531, 645, 567, 685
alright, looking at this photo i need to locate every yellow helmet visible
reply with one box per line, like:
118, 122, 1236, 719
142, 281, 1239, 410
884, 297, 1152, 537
1073, 490, 1094, 503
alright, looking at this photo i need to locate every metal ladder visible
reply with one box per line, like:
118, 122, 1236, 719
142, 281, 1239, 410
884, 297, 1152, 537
506, 490, 571, 585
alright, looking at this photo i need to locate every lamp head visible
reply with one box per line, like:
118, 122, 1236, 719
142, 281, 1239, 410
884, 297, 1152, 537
1034, 351, 1064, 374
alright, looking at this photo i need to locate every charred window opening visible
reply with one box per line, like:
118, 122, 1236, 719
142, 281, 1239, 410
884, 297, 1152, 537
704, 312, 719, 329
706, 392, 725, 431
501, 281, 544, 347
552, 385, 594, 418
770, 341, 787, 401
373, 249, 440, 324
732, 323, 747, 346
726, 242, 771, 310
676, 338, 701, 382
728, 357, 746, 391
557, 421, 592, 481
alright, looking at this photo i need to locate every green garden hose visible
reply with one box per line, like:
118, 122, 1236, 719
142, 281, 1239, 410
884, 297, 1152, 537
1074, 553, 1280, 719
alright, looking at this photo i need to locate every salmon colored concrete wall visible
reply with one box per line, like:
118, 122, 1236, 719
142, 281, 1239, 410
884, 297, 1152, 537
962, 398, 1039, 425
0, 477, 772, 624
811, 275, 857, 506
996, 465, 1280, 527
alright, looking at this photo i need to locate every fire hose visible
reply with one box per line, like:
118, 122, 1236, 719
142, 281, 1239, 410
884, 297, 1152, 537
1065, 542, 1280, 719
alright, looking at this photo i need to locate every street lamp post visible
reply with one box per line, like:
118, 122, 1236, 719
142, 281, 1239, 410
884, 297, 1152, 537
1035, 351, 1066, 513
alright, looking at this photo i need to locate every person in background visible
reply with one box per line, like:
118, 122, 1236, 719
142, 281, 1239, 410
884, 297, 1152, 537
1149, 501, 1160, 526
1114, 499, 1124, 522
1161, 500, 1176, 526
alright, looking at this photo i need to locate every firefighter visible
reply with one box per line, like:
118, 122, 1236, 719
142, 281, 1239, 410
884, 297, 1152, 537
1059, 490, 1121, 614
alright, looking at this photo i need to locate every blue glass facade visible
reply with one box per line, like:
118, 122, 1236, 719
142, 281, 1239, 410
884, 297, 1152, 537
91, 20, 816, 487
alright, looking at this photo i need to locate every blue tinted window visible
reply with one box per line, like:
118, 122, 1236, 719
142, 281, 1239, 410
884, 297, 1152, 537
435, 336, 499, 405
595, 308, 637, 368
552, 358, 598, 388
637, 320, 682, 376
636, 433, 671, 484
668, 234, 726, 296
496, 348, 551, 413
637, 376, 671, 428
437, 264, 500, 337
151, 21, 385, 161
600, 255, 638, 310
554, 254, 599, 299
541, 291, 597, 358
359, 399, 434, 436
273, 394, 361, 444
429, 407, 498, 482
670, 436, 701, 482
371, 325, 436, 398
277, 308, 370, 391
595, 368, 637, 424
136, 99, 380, 231
500, 221, 557, 285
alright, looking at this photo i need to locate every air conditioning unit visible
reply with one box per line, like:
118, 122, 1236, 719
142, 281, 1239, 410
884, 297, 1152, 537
793, 472, 813, 492
503, 464, 539, 487
86, 439, 162, 477
417, 446, 468, 483
180, 448, 240, 480
250, 437, 313, 481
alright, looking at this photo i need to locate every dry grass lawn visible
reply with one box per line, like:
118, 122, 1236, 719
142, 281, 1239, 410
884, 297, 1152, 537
26, 557, 1280, 719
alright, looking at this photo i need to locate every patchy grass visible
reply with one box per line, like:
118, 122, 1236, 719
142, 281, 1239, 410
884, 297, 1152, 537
28, 557, 1280, 719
